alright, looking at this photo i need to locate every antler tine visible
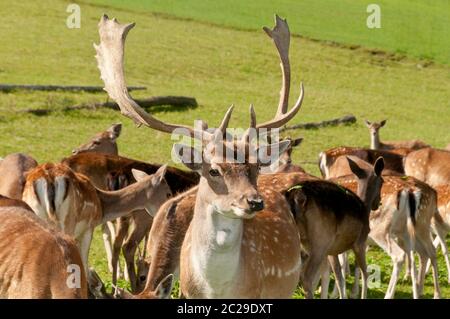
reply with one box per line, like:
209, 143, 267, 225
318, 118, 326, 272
94, 15, 211, 140
263, 14, 291, 117
218, 104, 234, 133
256, 82, 304, 129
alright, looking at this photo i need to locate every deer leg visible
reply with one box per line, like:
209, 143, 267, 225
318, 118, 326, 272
403, 251, 411, 281
102, 223, 115, 273
352, 243, 368, 299
319, 264, 330, 299
416, 234, 441, 299
330, 253, 348, 299
79, 230, 93, 279
111, 217, 129, 287
428, 227, 450, 283
370, 233, 404, 299
123, 212, 153, 292
300, 251, 326, 299
328, 255, 347, 299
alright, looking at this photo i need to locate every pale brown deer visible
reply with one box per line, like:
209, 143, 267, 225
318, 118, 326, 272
72, 123, 122, 155
260, 136, 305, 174
331, 157, 441, 299
404, 147, 450, 187
95, 14, 305, 298
364, 120, 429, 151
0, 195, 87, 298
22, 162, 171, 276
62, 152, 199, 291
0, 153, 37, 199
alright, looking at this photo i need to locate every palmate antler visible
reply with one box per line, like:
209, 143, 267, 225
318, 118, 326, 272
94, 14, 304, 141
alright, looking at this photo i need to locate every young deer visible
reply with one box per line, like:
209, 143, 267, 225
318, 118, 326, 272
332, 158, 441, 299
72, 123, 122, 155
0, 153, 37, 199
0, 196, 87, 298
285, 157, 384, 299
364, 120, 429, 151
95, 14, 305, 298
63, 152, 198, 290
22, 163, 171, 276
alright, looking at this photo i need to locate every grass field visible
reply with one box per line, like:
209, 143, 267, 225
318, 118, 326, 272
0, 0, 449, 298
90, 0, 450, 65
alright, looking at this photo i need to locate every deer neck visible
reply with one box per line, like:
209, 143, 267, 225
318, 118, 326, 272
370, 132, 381, 149
189, 181, 243, 297
97, 179, 153, 223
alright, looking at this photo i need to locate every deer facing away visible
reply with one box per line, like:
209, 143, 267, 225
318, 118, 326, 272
22, 162, 171, 277
0, 195, 87, 298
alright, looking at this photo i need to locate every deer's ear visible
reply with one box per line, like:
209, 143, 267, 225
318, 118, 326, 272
364, 120, 371, 128
380, 120, 387, 127
346, 157, 366, 179
291, 137, 303, 147
152, 164, 168, 186
172, 144, 203, 172
108, 123, 122, 140
132, 169, 149, 182
373, 157, 385, 176
257, 140, 291, 167
155, 274, 174, 299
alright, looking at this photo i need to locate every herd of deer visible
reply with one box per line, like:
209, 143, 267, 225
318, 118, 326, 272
0, 15, 449, 299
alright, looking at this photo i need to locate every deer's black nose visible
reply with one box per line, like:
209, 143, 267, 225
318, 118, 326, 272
247, 197, 264, 212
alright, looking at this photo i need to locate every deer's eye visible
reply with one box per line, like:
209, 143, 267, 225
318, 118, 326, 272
139, 275, 146, 282
209, 169, 220, 177
167, 193, 171, 199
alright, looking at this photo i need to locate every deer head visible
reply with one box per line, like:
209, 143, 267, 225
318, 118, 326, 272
94, 14, 304, 220
364, 119, 386, 149
116, 274, 174, 299
346, 156, 384, 211
72, 123, 122, 155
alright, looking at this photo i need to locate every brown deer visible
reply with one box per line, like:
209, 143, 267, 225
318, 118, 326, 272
260, 136, 305, 174
364, 120, 429, 151
331, 158, 441, 299
72, 123, 122, 155
285, 157, 384, 299
62, 152, 199, 290
22, 162, 171, 276
404, 147, 450, 187
319, 146, 405, 178
95, 14, 305, 298
0, 195, 87, 298
0, 153, 37, 199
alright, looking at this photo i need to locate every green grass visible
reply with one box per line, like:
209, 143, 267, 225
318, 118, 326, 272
89, 0, 450, 65
0, 0, 449, 298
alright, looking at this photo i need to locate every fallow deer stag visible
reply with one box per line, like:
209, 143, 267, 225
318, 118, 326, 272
319, 146, 405, 178
0, 195, 87, 298
404, 147, 450, 187
63, 151, 199, 290
95, 14, 305, 298
0, 153, 37, 199
72, 123, 122, 155
331, 157, 441, 299
22, 162, 171, 276
364, 120, 429, 152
